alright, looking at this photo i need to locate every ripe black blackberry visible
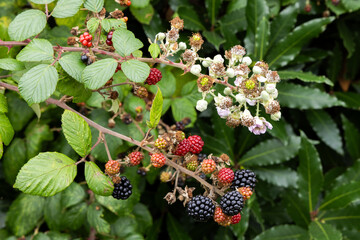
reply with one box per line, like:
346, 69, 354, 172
81, 54, 88, 63
220, 191, 244, 216
112, 176, 133, 200
186, 195, 215, 222
137, 167, 146, 176
232, 169, 256, 190
198, 153, 207, 162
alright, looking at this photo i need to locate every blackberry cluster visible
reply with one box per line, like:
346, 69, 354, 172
112, 176, 132, 200
232, 169, 256, 190
198, 153, 207, 162
186, 195, 215, 222
220, 191, 244, 216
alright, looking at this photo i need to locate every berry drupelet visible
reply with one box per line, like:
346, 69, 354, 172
232, 169, 256, 190
79, 32, 92, 47
112, 176, 133, 200
145, 68, 162, 85
186, 195, 215, 222
220, 190, 244, 216
188, 135, 204, 154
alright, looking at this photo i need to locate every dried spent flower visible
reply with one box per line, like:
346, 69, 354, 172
170, 17, 184, 30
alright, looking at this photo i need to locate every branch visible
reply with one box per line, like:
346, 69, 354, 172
0, 81, 225, 196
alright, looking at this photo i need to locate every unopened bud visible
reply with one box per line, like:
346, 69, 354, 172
226, 68, 235, 78
235, 94, 246, 104
156, 32, 166, 41
196, 99, 208, 112
271, 111, 281, 121
265, 83, 276, 93
202, 57, 212, 68
253, 66, 262, 74
213, 54, 224, 63
260, 91, 270, 101
242, 56, 252, 66
179, 42, 186, 50
224, 87, 232, 96
190, 64, 202, 76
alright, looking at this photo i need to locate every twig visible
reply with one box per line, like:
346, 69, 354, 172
102, 133, 112, 160
94, 82, 135, 92
0, 75, 12, 79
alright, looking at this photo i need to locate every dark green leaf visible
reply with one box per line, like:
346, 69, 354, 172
343, 0, 360, 11
0, 113, 14, 145
82, 58, 118, 89
253, 225, 308, 240
309, 221, 342, 240
122, 59, 150, 83
246, 0, 269, 35
130, 4, 154, 25
131, 0, 150, 8
256, 167, 298, 188
14, 152, 77, 197
203, 30, 225, 51
205, 0, 222, 26
3, 138, 27, 185
87, 203, 110, 234
52, 0, 84, 18
84, 0, 104, 13
306, 110, 343, 155
337, 20, 355, 58
166, 213, 191, 240
341, 115, 360, 160
148, 88, 163, 129
57, 76, 92, 103
171, 98, 197, 126
319, 181, 360, 210
112, 28, 144, 57
133, 203, 152, 233
17, 39, 54, 62
277, 83, 344, 109
335, 92, 360, 110
111, 216, 138, 238
333, 159, 360, 188
6, 92, 34, 131
0, 58, 24, 71
61, 182, 86, 208
278, 71, 333, 86
85, 162, 114, 196
230, 207, 250, 237
177, 6, 206, 31
284, 192, 310, 228
25, 120, 53, 158
59, 52, 86, 82
254, 17, 270, 60
322, 205, 360, 230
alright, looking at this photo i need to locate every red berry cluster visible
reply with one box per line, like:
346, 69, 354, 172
106, 31, 113, 46
145, 68, 162, 85
105, 160, 120, 175
174, 139, 191, 156
218, 168, 234, 185
79, 32, 92, 47
174, 135, 204, 156
151, 153, 166, 168
128, 151, 144, 166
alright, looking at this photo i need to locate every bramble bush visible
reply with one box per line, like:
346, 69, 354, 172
0, 0, 360, 239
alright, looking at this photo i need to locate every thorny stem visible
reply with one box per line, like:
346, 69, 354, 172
0, 81, 225, 196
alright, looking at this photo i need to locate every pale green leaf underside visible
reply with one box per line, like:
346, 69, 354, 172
121, 60, 150, 83
59, 52, 86, 83
82, 58, 118, 89
52, 0, 84, 18
84, 0, 104, 13
101, 19, 127, 32
14, 152, 77, 196
17, 39, 54, 62
112, 28, 143, 57
0, 113, 15, 146
61, 110, 92, 157
85, 162, 114, 196
0, 58, 25, 71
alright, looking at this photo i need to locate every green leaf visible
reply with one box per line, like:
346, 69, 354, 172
277, 83, 344, 109
121, 59, 150, 83
334, 92, 360, 110
19, 64, 58, 104
2, 138, 27, 185
284, 192, 310, 228
6, 194, 45, 237
267, 4, 298, 53
82, 58, 117, 89
96, 191, 140, 215
62, 202, 87, 230
85, 162, 114, 196
111, 216, 139, 238
319, 181, 360, 210
25, 120, 54, 158
101, 19, 126, 32
31, 103, 41, 119
87, 203, 110, 234
0, 94, 7, 113
254, 17, 270, 60
133, 203, 152, 234
341, 115, 360, 160
230, 207, 250, 237
59, 52, 86, 83
266, 17, 334, 68
255, 167, 298, 188
84, 0, 104, 13
0, 137, 2, 159
57, 76, 92, 103
337, 20, 355, 58
333, 159, 360, 188
148, 43, 160, 59
112, 28, 144, 57
86, 18, 100, 33
6, 92, 34, 131
246, 0, 269, 35
0, 58, 25, 71
166, 213, 191, 240
253, 225, 308, 240
309, 221, 342, 240
177, 6, 206, 31
0, 113, 14, 145
14, 152, 77, 197
17, 39, 54, 62
52, 0, 84, 18
171, 98, 197, 125
239, 136, 300, 166
30, 0, 55, 3
306, 110, 343, 155
131, 0, 150, 8
61, 110, 92, 157
342, 0, 360, 11
297, 134, 323, 213
148, 88, 163, 129
202, 30, 225, 51
322, 205, 360, 230
278, 71, 333, 86
8, 9, 47, 41
205, 0, 223, 27
61, 182, 86, 208
130, 4, 154, 25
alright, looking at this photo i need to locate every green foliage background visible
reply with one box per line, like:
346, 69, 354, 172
1, 0, 360, 239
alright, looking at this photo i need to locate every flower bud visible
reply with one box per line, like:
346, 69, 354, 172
202, 57, 212, 67
242, 56, 252, 66
179, 42, 186, 50
190, 64, 202, 76
213, 54, 224, 63
258, 76, 267, 83
156, 32, 165, 41
253, 66, 262, 74
224, 87, 232, 95
196, 99, 208, 112
226, 68, 235, 78
235, 94, 246, 104
271, 111, 281, 121
260, 91, 270, 101
270, 89, 278, 98
265, 83, 276, 93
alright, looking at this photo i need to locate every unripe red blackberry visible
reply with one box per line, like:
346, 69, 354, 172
79, 32, 93, 47
112, 176, 132, 200
128, 151, 144, 166
151, 153, 166, 168
220, 191, 244, 216
105, 160, 120, 175
145, 68, 162, 85
186, 195, 215, 222
201, 159, 216, 174
174, 139, 191, 156
218, 168, 234, 185
214, 207, 232, 226
106, 31, 113, 46
304, 3, 312, 12
231, 213, 241, 225
188, 135, 204, 154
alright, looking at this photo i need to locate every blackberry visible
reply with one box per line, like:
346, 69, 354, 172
232, 169, 256, 190
81, 54, 88, 63
186, 195, 215, 222
112, 176, 133, 200
176, 121, 185, 130
137, 168, 147, 176
198, 153, 207, 162
220, 191, 244, 216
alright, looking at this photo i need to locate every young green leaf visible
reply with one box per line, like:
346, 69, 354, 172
306, 110, 343, 155
112, 28, 144, 57
59, 53, 86, 83
147, 88, 163, 129
254, 17, 270, 60
0, 113, 14, 146
87, 18, 100, 33
19, 64, 59, 105
297, 134, 323, 213
253, 225, 308, 240
52, 0, 84, 18
121, 59, 150, 83
278, 70, 333, 86
14, 152, 77, 197
16, 39, 54, 62
101, 19, 126, 32
0, 58, 25, 71
148, 43, 160, 59
341, 115, 360, 160
319, 181, 360, 210
167, 213, 191, 240
61, 110, 92, 157
84, 0, 104, 13
309, 221, 342, 240
82, 58, 118, 89
8, 9, 47, 41
87, 203, 111, 234
85, 162, 114, 196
